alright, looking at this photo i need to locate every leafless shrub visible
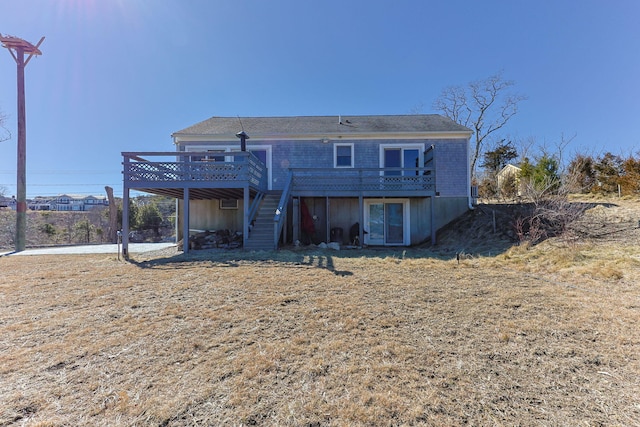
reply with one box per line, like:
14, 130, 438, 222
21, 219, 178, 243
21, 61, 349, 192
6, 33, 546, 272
514, 177, 589, 245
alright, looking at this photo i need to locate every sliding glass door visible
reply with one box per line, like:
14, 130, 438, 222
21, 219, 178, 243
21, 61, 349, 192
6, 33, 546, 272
364, 199, 409, 245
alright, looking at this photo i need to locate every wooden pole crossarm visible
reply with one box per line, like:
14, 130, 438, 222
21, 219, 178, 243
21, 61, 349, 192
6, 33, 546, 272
24, 36, 45, 66
0, 34, 44, 64
5, 46, 17, 63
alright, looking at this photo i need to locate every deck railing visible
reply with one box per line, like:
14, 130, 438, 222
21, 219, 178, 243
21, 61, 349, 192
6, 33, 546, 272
123, 153, 436, 195
122, 152, 268, 191
290, 167, 436, 193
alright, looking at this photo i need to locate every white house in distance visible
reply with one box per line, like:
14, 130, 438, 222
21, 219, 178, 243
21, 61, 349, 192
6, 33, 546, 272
25, 194, 109, 211
52, 194, 108, 211
496, 164, 522, 197
0, 196, 16, 210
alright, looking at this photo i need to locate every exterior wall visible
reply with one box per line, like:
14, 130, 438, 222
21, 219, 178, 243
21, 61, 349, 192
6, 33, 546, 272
432, 196, 469, 231
299, 196, 434, 246
328, 198, 360, 242
177, 199, 246, 235
180, 137, 470, 195
409, 197, 432, 245
433, 139, 469, 197
300, 197, 326, 244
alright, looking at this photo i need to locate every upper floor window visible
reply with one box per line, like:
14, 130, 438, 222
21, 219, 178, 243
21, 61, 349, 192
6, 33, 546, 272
379, 143, 424, 176
334, 143, 354, 168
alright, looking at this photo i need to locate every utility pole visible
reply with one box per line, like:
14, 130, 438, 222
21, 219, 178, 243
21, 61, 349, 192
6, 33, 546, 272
0, 34, 44, 252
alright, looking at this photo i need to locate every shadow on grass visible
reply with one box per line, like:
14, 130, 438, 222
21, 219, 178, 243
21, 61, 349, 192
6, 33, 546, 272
127, 245, 453, 276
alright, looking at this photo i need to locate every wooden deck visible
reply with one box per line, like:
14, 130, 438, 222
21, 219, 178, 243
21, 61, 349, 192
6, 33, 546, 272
122, 152, 269, 199
122, 152, 436, 198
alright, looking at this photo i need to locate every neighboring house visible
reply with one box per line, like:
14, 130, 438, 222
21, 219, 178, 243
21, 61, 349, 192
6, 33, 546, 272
121, 114, 473, 253
51, 194, 109, 211
0, 196, 16, 210
496, 164, 522, 197
28, 196, 53, 210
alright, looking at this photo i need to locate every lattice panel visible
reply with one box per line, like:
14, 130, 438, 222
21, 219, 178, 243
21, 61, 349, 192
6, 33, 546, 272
127, 162, 182, 181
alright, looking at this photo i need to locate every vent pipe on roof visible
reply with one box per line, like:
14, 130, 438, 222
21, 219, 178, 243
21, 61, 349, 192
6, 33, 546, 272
236, 131, 249, 152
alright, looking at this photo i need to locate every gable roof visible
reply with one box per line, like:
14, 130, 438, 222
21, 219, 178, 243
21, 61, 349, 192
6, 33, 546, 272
172, 114, 472, 140
497, 164, 522, 176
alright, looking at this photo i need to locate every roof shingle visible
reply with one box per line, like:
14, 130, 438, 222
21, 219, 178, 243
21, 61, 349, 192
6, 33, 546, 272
172, 114, 471, 137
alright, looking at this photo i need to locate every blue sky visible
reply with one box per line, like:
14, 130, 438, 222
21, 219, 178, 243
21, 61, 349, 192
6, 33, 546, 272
1, 0, 639, 198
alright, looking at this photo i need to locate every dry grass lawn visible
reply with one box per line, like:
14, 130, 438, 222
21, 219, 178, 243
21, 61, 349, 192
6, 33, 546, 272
1, 199, 640, 426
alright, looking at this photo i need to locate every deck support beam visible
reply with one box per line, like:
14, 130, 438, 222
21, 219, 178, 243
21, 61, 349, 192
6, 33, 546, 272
431, 196, 436, 246
358, 195, 364, 245
243, 185, 249, 248
292, 197, 299, 243
122, 187, 129, 257
182, 187, 190, 253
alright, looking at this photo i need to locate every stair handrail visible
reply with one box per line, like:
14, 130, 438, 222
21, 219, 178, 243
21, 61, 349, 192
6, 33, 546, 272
273, 170, 293, 248
247, 191, 265, 234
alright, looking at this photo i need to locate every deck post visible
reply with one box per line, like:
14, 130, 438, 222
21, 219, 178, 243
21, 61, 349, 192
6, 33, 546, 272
358, 195, 364, 245
243, 185, 249, 248
325, 197, 330, 243
122, 186, 129, 257
430, 196, 436, 246
292, 197, 299, 243
183, 187, 190, 253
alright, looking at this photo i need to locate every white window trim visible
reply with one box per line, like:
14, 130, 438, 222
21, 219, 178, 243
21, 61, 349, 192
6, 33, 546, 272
333, 143, 354, 168
378, 143, 425, 170
363, 198, 411, 246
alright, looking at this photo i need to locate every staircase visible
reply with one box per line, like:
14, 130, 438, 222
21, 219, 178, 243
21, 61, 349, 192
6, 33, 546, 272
244, 192, 282, 251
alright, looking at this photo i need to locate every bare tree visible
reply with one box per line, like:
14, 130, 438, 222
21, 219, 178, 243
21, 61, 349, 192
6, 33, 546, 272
433, 72, 526, 180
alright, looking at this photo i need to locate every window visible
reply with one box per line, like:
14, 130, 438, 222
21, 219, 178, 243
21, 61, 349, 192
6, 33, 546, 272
191, 150, 225, 162
334, 143, 354, 168
220, 199, 238, 209
380, 144, 424, 176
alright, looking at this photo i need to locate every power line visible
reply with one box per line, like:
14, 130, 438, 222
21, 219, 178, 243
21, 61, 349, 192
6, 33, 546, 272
0, 170, 118, 174
17, 183, 122, 187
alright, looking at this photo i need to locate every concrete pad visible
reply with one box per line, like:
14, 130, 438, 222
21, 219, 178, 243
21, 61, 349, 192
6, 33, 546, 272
0, 243, 176, 256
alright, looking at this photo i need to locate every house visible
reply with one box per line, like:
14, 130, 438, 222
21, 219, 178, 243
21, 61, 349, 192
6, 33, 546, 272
28, 196, 53, 210
496, 164, 522, 197
49, 194, 109, 211
121, 114, 473, 254
0, 196, 16, 210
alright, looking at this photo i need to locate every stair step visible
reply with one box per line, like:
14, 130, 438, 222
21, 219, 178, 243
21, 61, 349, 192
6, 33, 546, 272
244, 192, 285, 251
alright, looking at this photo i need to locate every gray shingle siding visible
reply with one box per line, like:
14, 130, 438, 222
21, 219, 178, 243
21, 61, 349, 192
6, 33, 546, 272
433, 139, 469, 197
178, 136, 470, 195
269, 138, 469, 196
